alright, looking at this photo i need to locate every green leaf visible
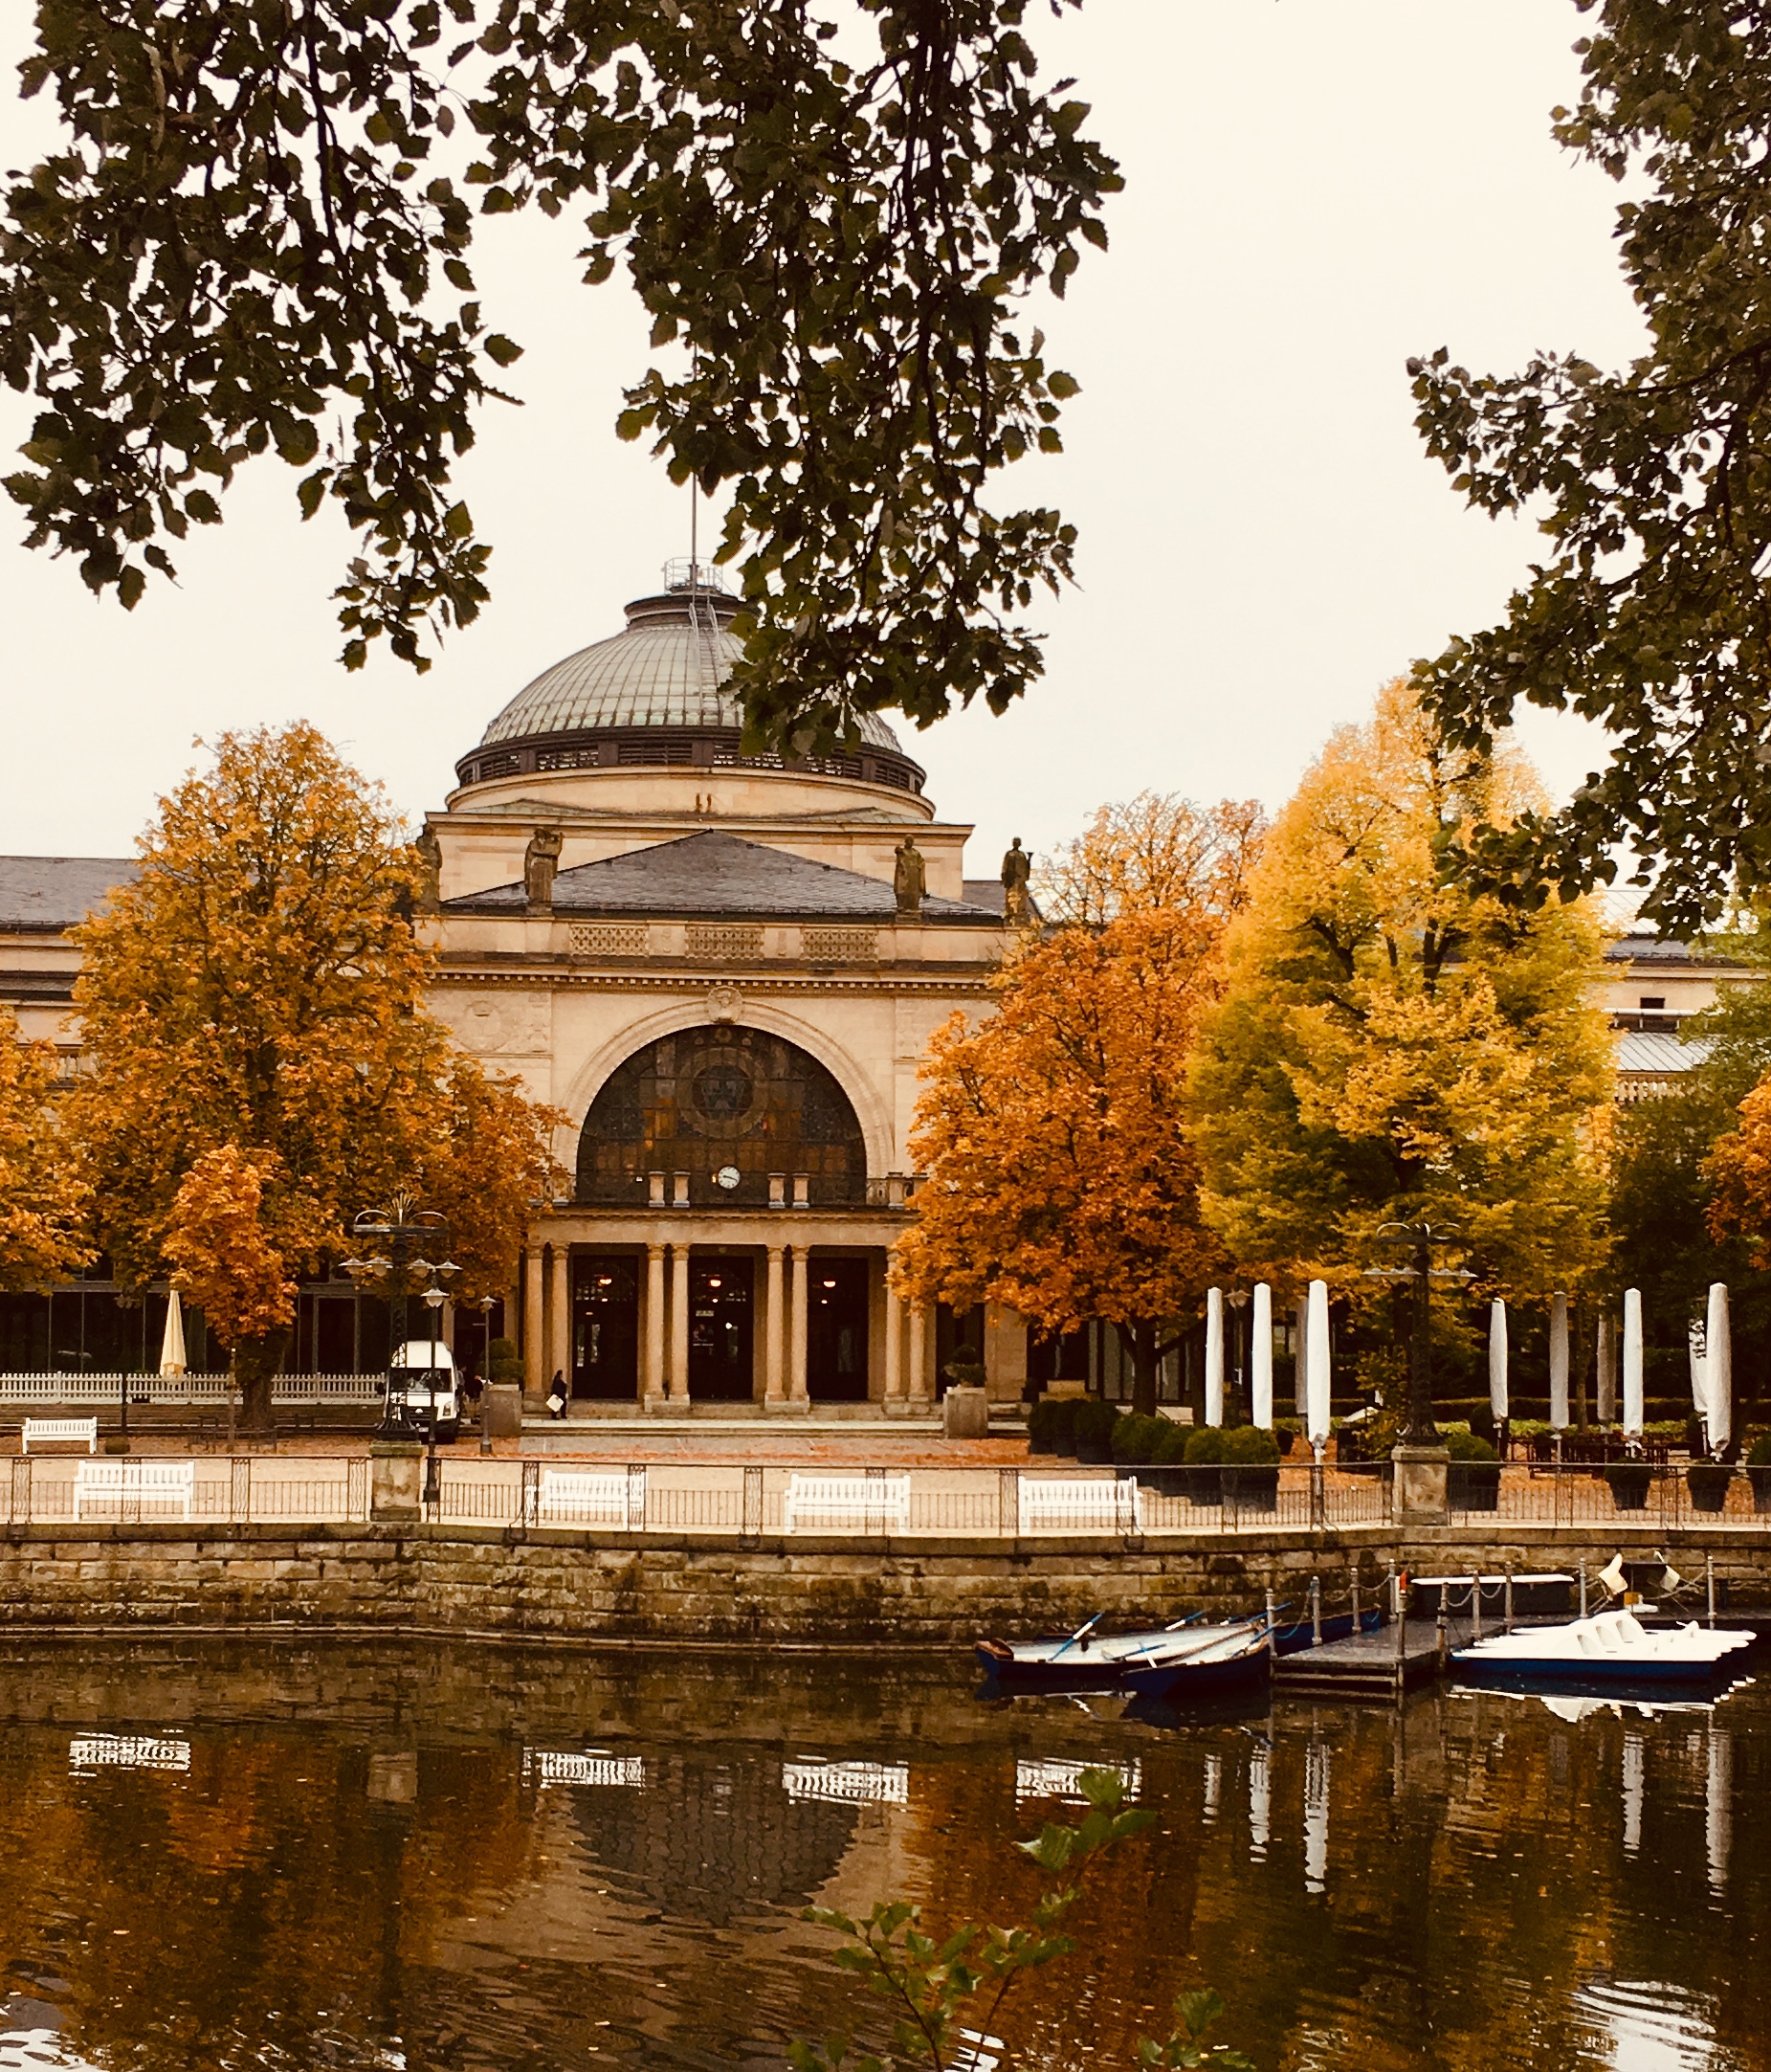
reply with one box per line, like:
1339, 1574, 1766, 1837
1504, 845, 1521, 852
483, 334, 522, 367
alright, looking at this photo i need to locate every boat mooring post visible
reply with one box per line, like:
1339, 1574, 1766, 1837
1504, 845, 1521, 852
1310, 1574, 1322, 1648
1351, 1570, 1361, 1632
1470, 1572, 1482, 1641
1265, 1589, 1277, 1657
1435, 1593, 1448, 1674
1707, 1554, 1716, 1628
1504, 1566, 1514, 1635
1579, 1562, 1587, 1618
1394, 1578, 1406, 1668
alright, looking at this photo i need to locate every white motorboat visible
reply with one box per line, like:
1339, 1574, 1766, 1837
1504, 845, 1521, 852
1454, 1608, 1755, 1686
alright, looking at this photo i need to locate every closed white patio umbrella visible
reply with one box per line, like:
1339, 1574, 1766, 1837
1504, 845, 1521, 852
1205, 1286, 1225, 1427
159, 1288, 188, 1378
1251, 1282, 1273, 1429
1706, 1282, 1732, 1455
1306, 1280, 1331, 1458
1488, 1299, 1508, 1423
1549, 1291, 1570, 1430
1623, 1288, 1645, 1437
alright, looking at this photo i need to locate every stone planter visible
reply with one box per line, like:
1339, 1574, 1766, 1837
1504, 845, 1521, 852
1686, 1463, 1733, 1515
481, 1382, 523, 1438
1027, 1433, 1059, 1457
1606, 1465, 1653, 1512
1222, 1466, 1279, 1514
1448, 1462, 1502, 1513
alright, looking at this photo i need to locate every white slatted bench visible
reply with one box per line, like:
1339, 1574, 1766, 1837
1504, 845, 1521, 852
21, 1417, 98, 1454
72, 1459, 194, 1522
784, 1473, 911, 1532
533, 1467, 645, 1528
1019, 1478, 1141, 1532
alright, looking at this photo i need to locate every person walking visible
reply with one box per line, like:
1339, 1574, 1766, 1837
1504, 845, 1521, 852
546, 1370, 568, 1420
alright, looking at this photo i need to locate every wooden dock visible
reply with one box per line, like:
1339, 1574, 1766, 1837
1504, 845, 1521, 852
1273, 1617, 1475, 1700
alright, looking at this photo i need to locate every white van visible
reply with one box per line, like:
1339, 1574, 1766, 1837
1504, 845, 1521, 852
386, 1340, 461, 1442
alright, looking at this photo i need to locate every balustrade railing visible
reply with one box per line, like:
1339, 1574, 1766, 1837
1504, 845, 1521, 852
0, 1374, 381, 1406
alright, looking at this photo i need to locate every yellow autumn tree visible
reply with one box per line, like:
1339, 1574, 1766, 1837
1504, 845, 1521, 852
0, 1004, 92, 1289
1191, 680, 1612, 1337
895, 795, 1263, 1415
65, 723, 562, 1426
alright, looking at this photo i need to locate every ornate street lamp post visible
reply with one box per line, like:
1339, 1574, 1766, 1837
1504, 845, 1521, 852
1362, 1220, 1475, 1444
339, 1194, 459, 1467
1226, 1287, 1251, 1426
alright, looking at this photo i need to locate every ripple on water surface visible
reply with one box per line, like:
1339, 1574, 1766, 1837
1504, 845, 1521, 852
0, 1641, 1764, 2071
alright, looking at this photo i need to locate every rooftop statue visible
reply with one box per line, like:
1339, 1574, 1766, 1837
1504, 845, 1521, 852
1001, 836, 1033, 925
524, 828, 564, 908
894, 835, 926, 915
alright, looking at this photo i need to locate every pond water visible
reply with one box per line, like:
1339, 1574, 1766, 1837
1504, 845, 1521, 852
0, 1638, 1764, 2072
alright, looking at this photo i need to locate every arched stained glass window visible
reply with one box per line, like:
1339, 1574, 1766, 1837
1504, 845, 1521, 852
577, 1027, 866, 1206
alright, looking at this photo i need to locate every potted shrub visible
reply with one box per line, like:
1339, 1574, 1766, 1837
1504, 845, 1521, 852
1687, 1455, 1734, 1514
1605, 1458, 1654, 1512
1026, 1397, 1061, 1456
1747, 1433, 1771, 1512
1221, 1423, 1281, 1511
1444, 1427, 1501, 1512
1045, 1394, 1081, 1459
1271, 1419, 1299, 1458
1140, 1418, 1192, 1497
1074, 1396, 1119, 1465
1112, 1413, 1165, 1476
1183, 1423, 1227, 1504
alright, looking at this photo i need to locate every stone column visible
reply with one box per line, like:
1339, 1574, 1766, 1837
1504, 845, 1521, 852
542, 1244, 562, 1401
883, 1277, 904, 1409
643, 1243, 666, 1407
788, 1247, 809, 1403
522, 1245, 543, 1404
907, 1300, 931, 1403
764, 1244, 786, 1404
669, 1243, 691, 1402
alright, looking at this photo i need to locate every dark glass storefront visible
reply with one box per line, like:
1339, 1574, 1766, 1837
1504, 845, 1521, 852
808, 1259, 869, 1401
571, 1255, 639, 1399
689, 1256, 753, 1400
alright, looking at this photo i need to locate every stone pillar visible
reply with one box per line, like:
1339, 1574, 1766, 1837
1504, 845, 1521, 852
884, 1279, 904, 1408
370, 1439, 423, 1522
644, 1243, 666, 1407
764, 1245, 786, 1404
542, 1244, 563, 1402
907, 1301, 931, 1403
788, 1247, 809, 1403
522, 1245, 543, 1404
1391, 1443, 1450, 1526
669, 1243, 691, 1402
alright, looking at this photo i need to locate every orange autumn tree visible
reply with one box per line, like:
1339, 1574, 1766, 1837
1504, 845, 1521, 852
0, 1004, 92, 1290
895, 795, 1264, 1416
1705, 1079, 1771, 1263
65, 723, 562, 1427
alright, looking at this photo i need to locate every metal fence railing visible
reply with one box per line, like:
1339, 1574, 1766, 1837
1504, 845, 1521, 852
1449, 1461, 1771, 1529
6, 1456, 1765, 1536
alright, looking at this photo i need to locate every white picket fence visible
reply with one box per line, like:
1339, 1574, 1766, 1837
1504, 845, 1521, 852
0, 1373, 382, 1406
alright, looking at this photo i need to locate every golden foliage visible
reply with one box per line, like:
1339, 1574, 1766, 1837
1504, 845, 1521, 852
162, 1146, 299, 1347
64, 723, 562, 1400
1192, 679, 1613, 1301
0, 1003, 93, 1290
897, 795, 1261, 1410
1704, 1078, 1771, 1265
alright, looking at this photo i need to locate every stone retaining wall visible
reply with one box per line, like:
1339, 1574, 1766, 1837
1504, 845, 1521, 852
3, 1522, 1771, 1644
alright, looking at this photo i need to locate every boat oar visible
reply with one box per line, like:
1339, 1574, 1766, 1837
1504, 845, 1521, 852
1049, 1613, 1105, 1661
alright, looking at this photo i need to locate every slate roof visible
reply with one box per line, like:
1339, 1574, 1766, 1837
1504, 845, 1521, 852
0, 856, 136, 932
1605, 933, 1738, 967
446, 830, 1001, 923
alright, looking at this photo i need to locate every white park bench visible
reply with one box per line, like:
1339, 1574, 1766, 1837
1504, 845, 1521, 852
533, 1467, 646, 1528
1019, 1477, 1142, 1532
72, 1459, 195, 1522
21, 1417, 98, 1454
784, 1473, 911, 1532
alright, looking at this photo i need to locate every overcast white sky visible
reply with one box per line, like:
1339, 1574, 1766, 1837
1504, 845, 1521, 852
0, 0, 1644, 876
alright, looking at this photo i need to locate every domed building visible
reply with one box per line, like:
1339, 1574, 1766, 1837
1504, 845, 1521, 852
421, 565, 1021, 1411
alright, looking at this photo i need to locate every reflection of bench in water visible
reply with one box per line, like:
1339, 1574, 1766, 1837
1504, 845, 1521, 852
1014, 1757, 1140, 1804
520, 1748, 646, 1790
782, 1758, 910, 1805
69, 1733, 191, 1773
72, 1460, 194, 1521
783, 1475, 910, 1531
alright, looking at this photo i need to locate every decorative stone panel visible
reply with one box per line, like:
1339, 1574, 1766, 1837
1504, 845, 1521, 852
684, 924, 765, 961
568, 923, 650, 957
800, 926, 878, 963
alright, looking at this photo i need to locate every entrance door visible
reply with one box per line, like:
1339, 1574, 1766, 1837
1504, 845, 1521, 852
808, 1258, 870, 1402
689, 1257, 754, 1400
572, 1255, 639, 1399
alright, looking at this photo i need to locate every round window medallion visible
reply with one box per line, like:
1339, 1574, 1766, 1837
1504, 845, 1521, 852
715, 1165, 742, 1191
694, 1061, 754, 1122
